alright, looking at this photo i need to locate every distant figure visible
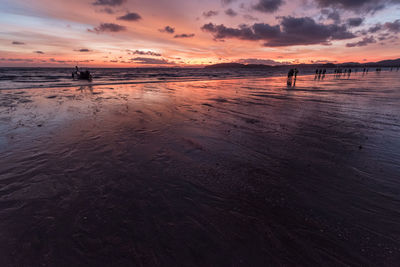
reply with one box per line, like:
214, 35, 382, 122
316, 69, 319, 75
72, 66, 79, 78
287, 69, 295, 86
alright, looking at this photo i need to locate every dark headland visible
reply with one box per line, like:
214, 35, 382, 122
204, 58, 400, 69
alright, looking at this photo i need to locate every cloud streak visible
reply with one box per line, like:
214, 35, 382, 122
130, 57, 172, 64
88, 23, 126, 33
174, 33, 195, 38
346, 36, 376, 47
92, 0, 126, 6
159, 26, 175, 34
117, 12, 142, 21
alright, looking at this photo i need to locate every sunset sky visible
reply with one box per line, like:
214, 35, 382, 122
0, 0, 399, 67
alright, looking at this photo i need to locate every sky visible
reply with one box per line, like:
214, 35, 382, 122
0, 0, 399, 67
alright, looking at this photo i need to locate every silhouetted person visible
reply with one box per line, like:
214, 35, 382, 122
288, 69, 294, 78
287, 69, 294, 86
294, 68, 299, 78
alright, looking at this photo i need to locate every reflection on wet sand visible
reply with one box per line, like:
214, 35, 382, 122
0, 72, 400, 266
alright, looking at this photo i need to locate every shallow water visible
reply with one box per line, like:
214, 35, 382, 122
0, 66, 355, 90
0, 72, 400, 266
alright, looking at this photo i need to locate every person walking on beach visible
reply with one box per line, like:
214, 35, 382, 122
287, 69, 296, 87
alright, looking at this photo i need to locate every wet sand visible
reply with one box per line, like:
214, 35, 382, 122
0, 73, 400, 266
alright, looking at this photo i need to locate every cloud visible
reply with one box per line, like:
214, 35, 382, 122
367, 24, 383, 33
346, 36, 376, 47
225, 8, 238, 17
203, 10, 219, 18
201, 16, 356, 47
174, 33, 195, 38
0, 58, 33, 62
314, 0, 400, 13
34, 51, 44, 54
130, 57, 172, 64
88, 23, 126, 33
117, 12, 142, 21
362, 19, 400, 35
253, 0, 284, 13
12, 41, 25, 45
384, 19, 400, 33
92, 0, 126, 6
159, 26, 175, 34
76, 48, 92, 52
128, 50, 162, 56
347, 18, 364, 27
326, 9, 341, 23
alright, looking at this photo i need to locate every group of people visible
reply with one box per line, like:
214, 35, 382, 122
72, 66, 92, 80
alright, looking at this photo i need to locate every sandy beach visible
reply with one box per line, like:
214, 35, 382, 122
1, 72, 400, 266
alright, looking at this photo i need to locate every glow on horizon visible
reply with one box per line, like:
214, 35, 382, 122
0, 0, 399, 67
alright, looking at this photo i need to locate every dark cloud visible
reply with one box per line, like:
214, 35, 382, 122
346, 36, 376, 47
76, 48, 92, 52
367, 24, 383, 33
174, 33, 195, 38
362, 19, 400, 35
253, 0, 284, 13
327, 10, 341, 23
159, 26, 175, 34
92, 0, 126, 6
314, 0, 400, 13
347, 17, 364, 27
130, 57, 172, 64
117, 12, 142, 21
203, 10, 219, 18
225, 8, 238, 17
1, 58, 33, 62
12, 41, 25, 45
129, 50, 162, 56
88, 23, 126, 33
34, 51, 44, 54
202, 16, 355, 47
384, 19, 400, 33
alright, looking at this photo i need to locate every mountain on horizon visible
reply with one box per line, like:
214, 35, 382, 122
204, 58, 400, 69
